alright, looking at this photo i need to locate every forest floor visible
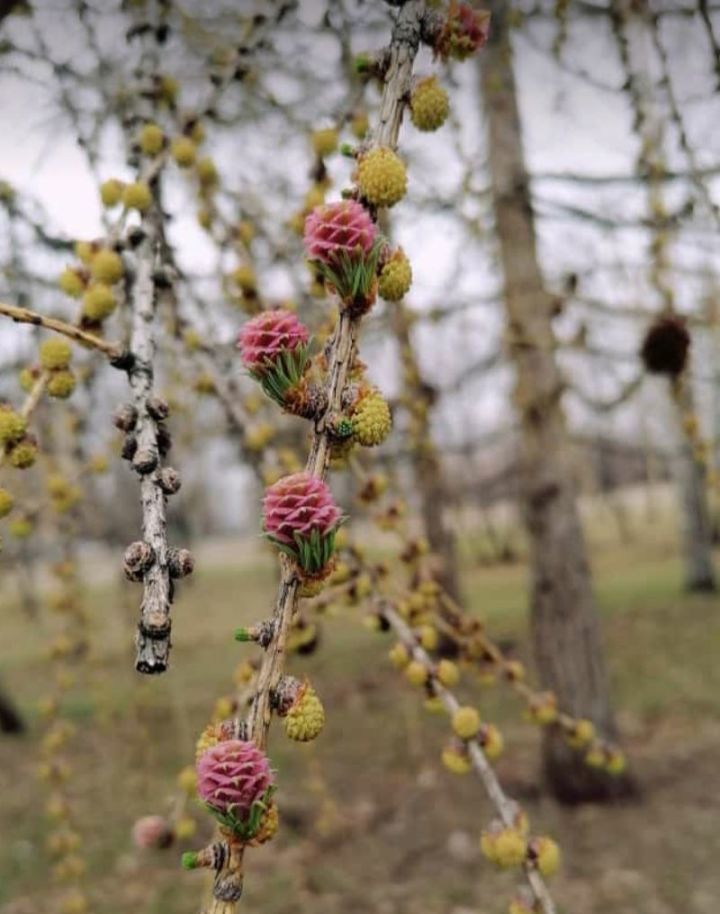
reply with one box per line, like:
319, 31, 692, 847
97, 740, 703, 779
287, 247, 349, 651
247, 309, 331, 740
1, 504, 720, 914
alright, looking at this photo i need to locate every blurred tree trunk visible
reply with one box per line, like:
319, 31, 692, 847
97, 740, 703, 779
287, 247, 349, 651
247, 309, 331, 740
480, 6, 635, 802
393, 302, 462, 603
672, 382, 716, 591
0, 681, 24, 734
616, 1, 717, 594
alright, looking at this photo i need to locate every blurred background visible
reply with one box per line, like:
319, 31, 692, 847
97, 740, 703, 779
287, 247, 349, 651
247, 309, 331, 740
1, 1, 720, 912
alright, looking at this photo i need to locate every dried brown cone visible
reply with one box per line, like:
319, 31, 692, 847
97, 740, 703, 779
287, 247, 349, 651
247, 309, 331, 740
640, 316, 690, 377
283, 378, 328, 420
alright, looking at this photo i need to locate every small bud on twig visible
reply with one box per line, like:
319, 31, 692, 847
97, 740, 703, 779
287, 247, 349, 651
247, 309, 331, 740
147, 396, 170, 421
168, 547, 195, 579
132, 447, 158, 475
113, 403, 138, 432
124, 541, 155, 581
157, 466, 182, 495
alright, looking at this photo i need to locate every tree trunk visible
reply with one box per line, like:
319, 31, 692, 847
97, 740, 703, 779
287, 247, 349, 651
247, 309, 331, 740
672, 381, 716, 592
480, 6, 635, 802
393, 302, 463, 603
0, 681, 24, 734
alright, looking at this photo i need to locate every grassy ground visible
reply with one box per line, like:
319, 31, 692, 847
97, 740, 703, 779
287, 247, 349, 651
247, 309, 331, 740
2, 505, 720, 914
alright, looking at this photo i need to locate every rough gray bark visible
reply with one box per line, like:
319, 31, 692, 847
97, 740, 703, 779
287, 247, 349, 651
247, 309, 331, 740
393, 303, 462, 602
672, 382, 716, 592
480, 4, 635, 802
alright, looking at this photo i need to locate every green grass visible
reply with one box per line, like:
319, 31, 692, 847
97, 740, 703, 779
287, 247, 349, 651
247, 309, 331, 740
2, 516, 720, 914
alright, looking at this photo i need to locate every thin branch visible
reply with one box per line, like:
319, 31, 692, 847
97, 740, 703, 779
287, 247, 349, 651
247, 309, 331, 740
381, 602, 558, 914
0, 301, 125, 360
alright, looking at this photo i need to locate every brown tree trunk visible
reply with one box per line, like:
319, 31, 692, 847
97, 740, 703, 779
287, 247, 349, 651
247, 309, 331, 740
480, 6, 635, 802
672, 381, 716, 592
393, 302, 463, 603
0, 680, 24, 734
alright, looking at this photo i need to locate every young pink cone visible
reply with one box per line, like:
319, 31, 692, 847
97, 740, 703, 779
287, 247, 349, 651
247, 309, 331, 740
236, 309, 309, 375
437, 2, 491, 60
196, 739, 273, 819
263, 473, 342, 547
132, 815, 173, 849
303, 200, 377, 265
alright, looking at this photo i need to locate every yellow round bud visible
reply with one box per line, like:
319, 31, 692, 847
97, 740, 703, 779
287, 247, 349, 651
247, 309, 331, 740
388, 642, 410, 670
442, 744, 471, 774
139, 122, 164, 155
567, 718, 595, 748
437, 659, 460, 687
196, 156, 219, 187
8, 441, 38, 470
0, 408, 26, 445
100, 178, 124, 208
231, 264, 256, 294
352, 389, 392, 447
122, 181, 153, 212
378, 248, 412, 301
171, 136, 197, 167
480, 723, 504, 761
534, 836, 561, 877
452, 706, 480, 739
58, 267, 85, 298
483, 827, 527, 869
90, 248, 123, 284
159, 75, 179, 104
418, 624, 438, 651
356, 146, 407, 208
82, 283, 116, 321
74, 241, 95, 264
404, 659, 428, 686
284, 684, 325, 742
39, 338, 72, 371
311, 127, 338, 157
47, 370, 76, 400
504, 660, 525, 682
410, 76, 450, 132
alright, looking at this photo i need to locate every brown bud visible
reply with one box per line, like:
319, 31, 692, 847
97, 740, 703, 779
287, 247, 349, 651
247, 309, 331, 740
132, 448, 157, 475
121, 435, 138, 461
124, 541, 155, 581
156, 423, 172, 457
147, 396, 170, 421
271, 675, 302, 716
157, 467, 181, 495
250, 619, 275, 648
168, 547, 194, 579
113, 404, 138, 432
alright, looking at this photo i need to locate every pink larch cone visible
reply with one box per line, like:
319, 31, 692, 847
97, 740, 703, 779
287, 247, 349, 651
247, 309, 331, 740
438, 2, 491, 59
236, 309, 309, 374
303, 200, 378, 265
196, 740, 273, 819
263, 473, 342, 546
132, 815, 173, 849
